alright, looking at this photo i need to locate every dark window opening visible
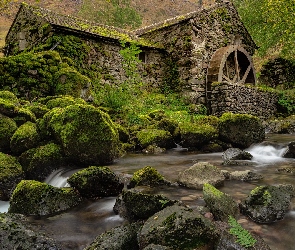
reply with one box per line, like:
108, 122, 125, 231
138, 51, 146, 63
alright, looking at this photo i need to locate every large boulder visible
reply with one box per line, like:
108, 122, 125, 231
20, 143, 64, 181
10, 121, 41, 155
138, 203, 217, 249
136, 129, 175, 150
178, 162, 225, 190
263, 116, 295, 134
0, 152, 24, 200
175, 122, 218, 149
0, 114, 17, 152
114, 188, 176, 221
0, 213, 60, 250
9, 180, 82, 216
49, 104, 120, 165
239, 184, 294, 223
67, 166, 123, 199
84, 222, 142, 250
218, 113, 265, 148
203, 183, 239, 222
128, 166, 169, 188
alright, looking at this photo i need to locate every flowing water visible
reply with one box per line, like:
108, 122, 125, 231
1, 134, 295, 249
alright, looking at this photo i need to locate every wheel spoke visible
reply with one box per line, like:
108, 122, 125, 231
234, 50, 240, 82
241, 65, 252, 83
222, 74, 231, 83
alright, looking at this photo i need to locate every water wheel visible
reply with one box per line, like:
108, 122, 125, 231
206, 45, 256, 85
205, 45, 256, 113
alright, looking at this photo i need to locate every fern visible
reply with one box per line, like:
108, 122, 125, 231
228, 216, 257, 248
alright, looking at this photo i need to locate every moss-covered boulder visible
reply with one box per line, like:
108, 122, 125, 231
67, 166, 123, 199
0, 91, 19, 104
176, 122, 218, 149
0, 213, 61, 250
49, 104, 120, 165
178, 162, 225, 190
13, 107, 37, 126
218, 113, 265, 148
0, 97, 18, 117
23, 102, 50, 119
0, 114, 17, 152
136, 129, 175, 150
143, 244, 171, 250
203, 183, 239, 221
45, 95, 86, 109
22, 143, 64, 181
239, 184, 294, 223
114, 188, 176, 221
128, 166, 168, 188
10, 121, 41, 155
9, 180, 82, 216
0, 152, 24, 200
84, 222, 142, 250
53, 67, 92, 100
138, 203, 217, 249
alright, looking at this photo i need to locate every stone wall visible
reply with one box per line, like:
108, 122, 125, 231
137, 2, 257, 104
210, 82, 278, 119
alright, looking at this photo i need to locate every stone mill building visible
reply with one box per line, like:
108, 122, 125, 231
4, 0, 278, 118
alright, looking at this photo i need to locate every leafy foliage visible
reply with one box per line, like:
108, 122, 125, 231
228, 215, 257, 248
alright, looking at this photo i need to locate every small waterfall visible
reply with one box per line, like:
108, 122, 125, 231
246, 144, 287, 164
0, 201, 9, 213
45, 169, 80, 188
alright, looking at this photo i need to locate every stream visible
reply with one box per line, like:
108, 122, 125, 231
1, 134, 295, 249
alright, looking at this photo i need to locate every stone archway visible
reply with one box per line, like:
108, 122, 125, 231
206, 45, 256, 113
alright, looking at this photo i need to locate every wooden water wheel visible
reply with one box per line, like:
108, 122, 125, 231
205, 45, 256, 113
206, 45, 256, 85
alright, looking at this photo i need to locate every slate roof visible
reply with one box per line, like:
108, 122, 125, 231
15, 3, 162, 48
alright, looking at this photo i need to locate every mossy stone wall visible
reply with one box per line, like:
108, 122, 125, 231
211, 83, 278, 119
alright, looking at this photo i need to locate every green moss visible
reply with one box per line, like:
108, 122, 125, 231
10, 121, 40, 155
136, 129, 174, 149
13, 107, 37, 126
8, 180, 82, 216
0, 114, 17, 152
129, 166, 166, 188
23, 102, 50, 119
0, 91, 19, 105
0, 98, 17, 117
49, 104, 120, 165
45, 95, 86, 109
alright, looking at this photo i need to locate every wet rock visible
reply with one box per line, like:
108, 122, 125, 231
282, 141, 295, 158
175, 122, 218, 149
0, 152, 24, 200
263, 115, 295, 134
49, 104, 120, 165
138, 203, 217, 249
136, 129, 175, 150
239, 184, 294, 223
215, 221, 271, 250
203, 183, 239, 221
84, 222, 142, 250
20, 143, 64, 181
0, 213, 61, 250
67, 166, 123, 199
178, 162, 225, 190
9, 180, 82, 216
222, 148, 253, 165
128, 166, 170, 188
114, 188, 176, 221
229, 170, 263, 181
218, 113, 265, 148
